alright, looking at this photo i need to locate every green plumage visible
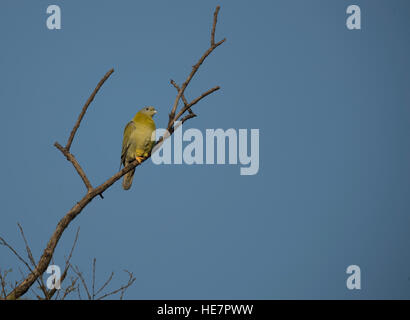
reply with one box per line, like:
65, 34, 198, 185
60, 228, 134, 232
121, 106, 157, 190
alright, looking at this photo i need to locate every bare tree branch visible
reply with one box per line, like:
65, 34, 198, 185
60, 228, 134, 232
167, 5, 225, 130
71, 264, 92, 300
92, 258, 96, 300
16, 224, 53, 298
60, 276, 78, 300
174, 86, 220, 125
0, 269, 12, 299
54, 142, 94, 193
66, 69, 114, 152
170, 80, 195, 115
65, 260, 135, 300
211, 5, 221, 46
95, 271, 114, 296
5, 6, 225, 300
0, 236, 33, 275
97, 270, 135, 300
16, 223, 36, 268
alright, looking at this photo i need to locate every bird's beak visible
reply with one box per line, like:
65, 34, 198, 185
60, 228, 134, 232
153, 110, 157, 115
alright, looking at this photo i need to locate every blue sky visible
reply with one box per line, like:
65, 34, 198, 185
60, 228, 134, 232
1, 0, 410, 299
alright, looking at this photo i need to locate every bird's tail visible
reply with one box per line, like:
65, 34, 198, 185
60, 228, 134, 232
122, 168, 135, 190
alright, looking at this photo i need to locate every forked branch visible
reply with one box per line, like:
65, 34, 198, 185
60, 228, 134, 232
167, 5, 225, 131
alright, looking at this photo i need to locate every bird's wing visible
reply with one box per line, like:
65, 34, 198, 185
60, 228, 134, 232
121, 121, 137, 166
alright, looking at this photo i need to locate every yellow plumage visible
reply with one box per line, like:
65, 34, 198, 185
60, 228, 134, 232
121, 106, 157, 190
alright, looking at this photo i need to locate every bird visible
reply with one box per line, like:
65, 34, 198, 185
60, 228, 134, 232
121, 106, 157, 190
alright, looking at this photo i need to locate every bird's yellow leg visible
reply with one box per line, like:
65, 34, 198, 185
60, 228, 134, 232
135, 156, 144, 164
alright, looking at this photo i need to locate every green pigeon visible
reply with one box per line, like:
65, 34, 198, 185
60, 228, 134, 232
121, 106, 157, 190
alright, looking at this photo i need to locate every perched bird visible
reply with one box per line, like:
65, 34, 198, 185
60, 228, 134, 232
121, 106, 157, 190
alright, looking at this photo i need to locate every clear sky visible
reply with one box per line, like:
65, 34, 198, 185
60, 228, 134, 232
1, 0, 410, 299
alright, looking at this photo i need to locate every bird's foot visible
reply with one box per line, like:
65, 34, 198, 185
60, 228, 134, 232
135, 156, 144, 164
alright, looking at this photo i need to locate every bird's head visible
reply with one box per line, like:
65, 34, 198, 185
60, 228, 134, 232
139, 106, 157, 118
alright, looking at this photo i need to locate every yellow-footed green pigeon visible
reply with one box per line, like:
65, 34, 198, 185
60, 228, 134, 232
121, 106, 157, 190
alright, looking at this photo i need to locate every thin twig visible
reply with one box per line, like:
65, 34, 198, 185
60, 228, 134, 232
0, 237, 33, 274
66, 69, 114, 151
92, 258, 96, 300
17, 223, 36, 268
71, 264, 91, 300
54, 143, 93, 192
97, 270, 135, 300
95, 271, 114, 296
211, 6, 221, 46
15, 224, 51, 298
174, 86, 220, 124
77, 282, 82, 300
0, 269, 12, 299
170, 80, 194, 115
61, 277, 78, 300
